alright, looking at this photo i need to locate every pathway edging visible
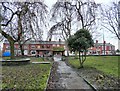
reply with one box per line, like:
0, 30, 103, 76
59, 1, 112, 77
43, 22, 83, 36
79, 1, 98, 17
77, 73, 98, 91
44, 63, 53, 91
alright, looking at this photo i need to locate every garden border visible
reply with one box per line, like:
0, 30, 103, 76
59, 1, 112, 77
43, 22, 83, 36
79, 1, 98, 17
44, 62, 53, 91
77, 73, 98, 91
1, 58, 30, 66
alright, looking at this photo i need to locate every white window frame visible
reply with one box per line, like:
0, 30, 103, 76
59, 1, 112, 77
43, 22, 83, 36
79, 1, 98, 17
31, 50, 36, 55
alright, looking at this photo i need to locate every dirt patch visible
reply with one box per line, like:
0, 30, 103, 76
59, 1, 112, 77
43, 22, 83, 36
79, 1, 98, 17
65, 60, 119, 90
77, 67, 119, 90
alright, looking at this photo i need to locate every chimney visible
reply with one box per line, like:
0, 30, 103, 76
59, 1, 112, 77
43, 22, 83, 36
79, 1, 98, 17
104, 41, 106, 44
96, 40, 98, 43
49, 38, 51, 41
59, 39, 61, 42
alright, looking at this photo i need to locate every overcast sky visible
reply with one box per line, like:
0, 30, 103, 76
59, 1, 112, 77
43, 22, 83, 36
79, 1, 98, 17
44, 0, 119, 50
0, 0, 119, 50
44, 0, 119, 7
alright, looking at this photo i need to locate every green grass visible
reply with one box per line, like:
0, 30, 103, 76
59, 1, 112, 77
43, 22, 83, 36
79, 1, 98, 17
30, 57, 44, 62
0, 57, 2, 60
53, 46, 64, 51
2, 57, 10, 60
2, 63, 51, 90
68, 56, 119, 77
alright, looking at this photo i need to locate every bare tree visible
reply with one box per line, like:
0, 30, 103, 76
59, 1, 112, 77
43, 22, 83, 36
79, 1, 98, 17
0, 1, 47, 59
47, 1, 75, 56
73, 0, 99, 31
48, 0, 98, 56
48, 0, 98, 39
47, 20, 72, 41
16, 2, 47, 56
48, 0, 75, 40
100, 1, 120, 40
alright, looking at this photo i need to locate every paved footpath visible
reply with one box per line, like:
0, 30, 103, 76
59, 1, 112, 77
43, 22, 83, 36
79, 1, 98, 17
53, 56, 93, 90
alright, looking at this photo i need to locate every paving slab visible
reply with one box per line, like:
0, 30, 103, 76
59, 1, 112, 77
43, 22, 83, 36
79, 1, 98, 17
32, 62, 51, 64
57, 61, 93, 89
54, 56, 93, 90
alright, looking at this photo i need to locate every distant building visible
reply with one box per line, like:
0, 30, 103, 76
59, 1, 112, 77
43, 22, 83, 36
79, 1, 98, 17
88, 40, 115, 55
2, 39, 116, 56
2, 40, 65, 57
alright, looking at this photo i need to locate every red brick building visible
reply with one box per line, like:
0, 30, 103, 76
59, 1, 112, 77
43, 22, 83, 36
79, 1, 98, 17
2, 39, 116, 56
88, 40, 115, 55
2, 40, 65, 57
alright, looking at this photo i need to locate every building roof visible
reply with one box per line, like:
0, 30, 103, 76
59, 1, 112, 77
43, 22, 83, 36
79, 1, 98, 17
94, 43, 115, 47
4, 40, 65, 45
26, 41, 65, 45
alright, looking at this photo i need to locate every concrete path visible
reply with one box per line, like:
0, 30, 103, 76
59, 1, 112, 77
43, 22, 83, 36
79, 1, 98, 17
53, 55, 62, 61
54, 56, 93, 90
32, 62, 51, 64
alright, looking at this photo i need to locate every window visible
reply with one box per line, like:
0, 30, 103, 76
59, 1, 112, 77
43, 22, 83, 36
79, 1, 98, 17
24, 45, 28, 49
31, 50, 36, 55
14, 45, 16, 48
111, 46, 113, 50
47, 45, 50, 48
6, 45, 10, 49
5, 50, 10, 52
44, 45, 46, 48
31, 45, 35, 48
53, 44, 56, 47
57, 44, 60, 47
18, 50, 21, 55
109, 46, 111, 50
37, 46, 40, 48
41, 45, 44, 48
32, 51, 36, 54
102, 45, 105, 50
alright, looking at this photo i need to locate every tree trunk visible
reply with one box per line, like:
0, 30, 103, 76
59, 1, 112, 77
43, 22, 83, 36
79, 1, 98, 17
19, 44, 24, 57
75, 51, 78, 59
80, 52, 84, 68
18, 14, 24, 57
9, 41, 15, 59
81, 51, 86, 65
67, 50, 69, 57
78, 51, 83, 68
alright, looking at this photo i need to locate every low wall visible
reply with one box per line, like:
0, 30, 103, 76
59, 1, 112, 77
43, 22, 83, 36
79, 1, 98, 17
1, 58, 30, 66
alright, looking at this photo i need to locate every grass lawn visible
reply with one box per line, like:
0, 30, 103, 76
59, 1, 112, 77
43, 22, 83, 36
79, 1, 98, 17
30, 57, 45, 62
68, 56, 119, 77
2, 63, 51, 90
